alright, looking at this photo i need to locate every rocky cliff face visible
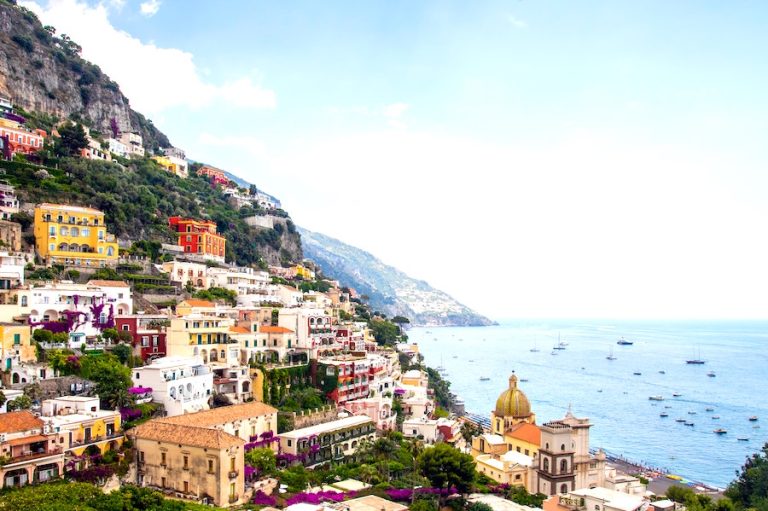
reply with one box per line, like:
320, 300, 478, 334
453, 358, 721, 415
299, 227, 495, 327
0, 3, 169, 150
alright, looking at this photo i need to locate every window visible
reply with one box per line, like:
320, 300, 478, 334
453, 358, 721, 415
208, 459, 214, 473
287, 439, 292, 447
560, 484, 568, 494
142, 336, 149, 347
543, 458, 549, 472
13, 333, 20, 345
139, 451, 145, 462
561, 459, 568, 473
183, 456, 189, 469
122, 324, 129, 331
230, 457, 236, 471
161, 452, 167, 465
183, 481, 189, 493
561, 443, 566, 451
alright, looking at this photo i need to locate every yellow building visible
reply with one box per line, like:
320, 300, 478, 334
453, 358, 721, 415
132, 420, 246, 507
0, 323, 35, 371
152, 155, 188, 178
33, 204, 119, 267
41, 396, 124, 457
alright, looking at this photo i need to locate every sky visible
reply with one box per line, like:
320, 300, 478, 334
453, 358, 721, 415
22, 0, 768, 320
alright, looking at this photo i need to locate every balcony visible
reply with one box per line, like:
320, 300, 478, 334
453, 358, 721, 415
70, 432, 124, 447
6, 447, 63, 465
228, 470, 239, 479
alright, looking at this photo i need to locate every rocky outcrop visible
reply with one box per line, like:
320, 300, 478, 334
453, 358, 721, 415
0, 3, 169, 150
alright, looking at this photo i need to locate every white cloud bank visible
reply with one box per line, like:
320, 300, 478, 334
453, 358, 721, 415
139, 0, 160, 17
22, 0, 276, 115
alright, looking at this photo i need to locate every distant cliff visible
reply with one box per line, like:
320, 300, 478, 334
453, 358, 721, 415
299, 227, 495, 327
0, 2, 170, 150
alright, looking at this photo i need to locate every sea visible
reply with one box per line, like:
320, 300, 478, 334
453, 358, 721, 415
409, 319, 768, 489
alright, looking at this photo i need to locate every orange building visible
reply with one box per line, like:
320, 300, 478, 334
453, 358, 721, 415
196, 165, 229, 186
168, 217, 226, 262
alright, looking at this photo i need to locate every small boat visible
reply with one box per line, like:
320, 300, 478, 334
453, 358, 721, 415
686, 347, 705, 364
530, 347, 540, 353
452, 355, 458, 359
479, 376, 490, 381
520, 378, 529, 382
673, 392, 682, 397
468, 359, 474, 362
659, 370, 666, 374
713, 429, 727, 435
688, 411, 697, 415
707, 371, 716, 377
607, 346, 617, 361
552, 345, 566, 350
660, 412, 669, 418
712, 415, 720, 419
667, 474, 683, 481
550, 350, 558, 356
664, 405, 672, 409
633, 371, 642, 376
685, 421, 695, 426
617, 337, 634, 345
597, 389, 603, 393
737, 437, 749, 442
705, 407, 714, 412
649, 395, 664, 401
749, 416, 759, 421
675, 418, 687, 423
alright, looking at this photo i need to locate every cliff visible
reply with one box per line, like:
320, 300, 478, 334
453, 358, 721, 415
299, 227, 495, 327
0, 2, 170, 150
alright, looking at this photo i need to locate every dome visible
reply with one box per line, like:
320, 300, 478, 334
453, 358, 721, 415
494, 374, 532, 418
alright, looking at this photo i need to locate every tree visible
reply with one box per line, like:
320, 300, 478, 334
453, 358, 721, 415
467, 503, 494, 511
460, 421, 483, 445
417, 442, 476, 494
23, 383, 43, 403
726, 443, 768, 510
57, 122, 88, 156
112, 343, 132, 366
32, 328, 54, 344
102, 328, 119, 343
80, 354, 132, 410
410, 500, 438, 511
7, 394, 32, 411
370, 319, 400, 346
245, 447, 277, 475
0, 390, 5, 409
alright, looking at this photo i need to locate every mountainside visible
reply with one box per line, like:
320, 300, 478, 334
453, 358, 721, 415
0, 3, 169, 151
299, 227, 495, 327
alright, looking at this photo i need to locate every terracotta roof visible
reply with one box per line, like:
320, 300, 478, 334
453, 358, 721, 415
180, 299, 215, 308
259, 325, 293, 334
132, 420, 244, 450
157, 401, 277, 428
229, 326, 250, 334
505, 422, 541, 445
88, 280, 130, 288
0, 411, 44, 434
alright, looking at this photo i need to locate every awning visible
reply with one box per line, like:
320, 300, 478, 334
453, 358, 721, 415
7, 434, 49, 446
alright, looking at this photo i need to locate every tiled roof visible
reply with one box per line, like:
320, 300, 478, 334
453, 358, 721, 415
259, 325, 293, 334
229, 326, 250, 334
88, 280, 130, 288
132, 420, 244, 449
505, 422, 541, 445
180, 299, 215, 308
157, 401, 278, 428
0, 410, 44, 434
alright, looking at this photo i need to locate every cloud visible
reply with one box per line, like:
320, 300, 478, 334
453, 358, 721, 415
21, 0, 276, 115
382, 102, 409, 118
139, 0, 160, 16
198, 132, 267, 158
507, 14, 527, 29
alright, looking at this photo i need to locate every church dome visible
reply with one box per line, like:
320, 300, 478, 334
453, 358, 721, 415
494, 374, 532, 418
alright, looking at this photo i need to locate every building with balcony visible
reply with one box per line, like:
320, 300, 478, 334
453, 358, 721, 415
278, 308, 335, 358
0, 410, 64, 489
0, 118, 46, 157
0, 252, 26, 291
119, 132, 145, 157
21, 280, 132, 347
33, 203, 119, 267
545, 487, 647, 511
1, 323, 35, 376
278, 415, 375, 468
0, 221, 21, 253
161, 260, 210, 288
152, 155, 188, 178
132, 419, 245, 507
0, 181, 19, 220
154, 401, 277, 446
115, 314, 169, 362
166, 315, 239, 364
196, 165, 230, 186
207, 266, 271, 302
132, 356, 213, 417
317, 356, 371, 405
475, 449, 535, 490
169, 217, 226, 263
107, 138, 129, 158
40, 396, 123, 457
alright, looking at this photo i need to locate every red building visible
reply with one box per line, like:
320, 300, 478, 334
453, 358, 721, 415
0, 118, 46, 157
168, 216, 226, 262
196, 165, 230, 186
115, 315, 168, 362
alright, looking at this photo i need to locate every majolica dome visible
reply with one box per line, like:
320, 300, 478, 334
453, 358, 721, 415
494, 373, 531, 418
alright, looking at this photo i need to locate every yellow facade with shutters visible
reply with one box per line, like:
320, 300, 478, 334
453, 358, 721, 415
33, 203, 119, 267
0, 323, 35, 370
67, 415, 125, 457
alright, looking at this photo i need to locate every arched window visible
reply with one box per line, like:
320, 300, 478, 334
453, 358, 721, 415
543, 458, 549, 472
21, 296, 27, 307
560, 459, 568, 473
560, 484, 568, 494
561, 443, 566, 451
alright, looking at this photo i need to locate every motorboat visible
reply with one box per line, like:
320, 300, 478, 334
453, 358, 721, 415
675, 418, 687, 423
705, 407, 714, 412
714, 429, 727, 435
660, 412, 669, 418
672, 392, 682, 397
479, 376, 490, 381
712, 416, 720, 419
707, 371, 716, 377
749, 416, 759, 422
737, 437, 749, 442
633, 371, 642, 376
684, 421, 695, 426
649, 396, 664, 401
617, 337, 634, 345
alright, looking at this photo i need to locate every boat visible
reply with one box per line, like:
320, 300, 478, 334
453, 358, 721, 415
530, 346, 540, 353
737, 437, 749, 442
673, 392, 682, 397
659, 370, 666, 374
550, 350, 558, 356
479, 376, 490, 381
664, 405, 672, 409
606, 346, 617, 361
617, 337, 634, 345
675, 418, 687, 423
468, 359, 474, 362
688, 411, 697, 415
649, 395, 664, 401
520, 378, 529, 382
633, 371, 642, 376
684, 421, 695, 426
552, 345, 566, 350
705, 407, 714, 412
749, 416, 759, 422
666, 474, 683, 481
712, 415, 720, 419
597, 389, 603, 393
686, 346, 706, 364
713, 429, 727, 435
452, 355, 458, 359
660, 412, 669, 417
707, 371, 716, 377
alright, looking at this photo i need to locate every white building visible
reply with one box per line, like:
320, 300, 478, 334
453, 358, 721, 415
207, 266, 271, 303
0, 252, 25, 290
119, 132, 144, 157
107, 138, 129, 159
132, 356, 213, 417
562, 488, 647, 511
278, 415, 375, 468
40, 396, 122, 454
0, 181, 20, 220
160, 260, 209, 288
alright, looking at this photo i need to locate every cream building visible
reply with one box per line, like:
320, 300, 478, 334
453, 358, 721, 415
278, 415, 375, 468
40, 396, 123, 457
476, 449, 535, 490
132, 420, 245, 507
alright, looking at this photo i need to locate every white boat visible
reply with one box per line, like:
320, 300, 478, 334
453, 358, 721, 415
707, 371, 716, 377
617, 337, 634, 345
479, 376, 490, 381
606, 346, 617, 361
673, 392, 682, 397
649, 395, 664, 401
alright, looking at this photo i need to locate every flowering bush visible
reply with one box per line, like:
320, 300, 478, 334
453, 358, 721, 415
128, 386, 153, 395
386, 487, 459, 501
244, 465, 256, 480
120, 407, 142, 421
252, 490, 277, 506
67, 464, 115, 484
285, 490, 347, 505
